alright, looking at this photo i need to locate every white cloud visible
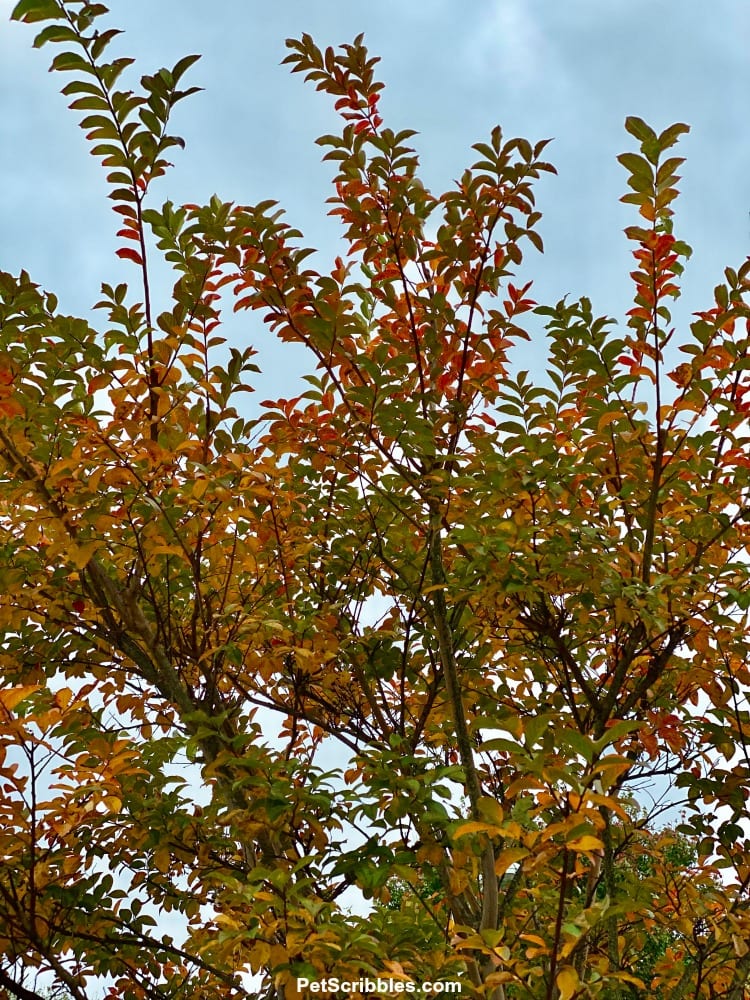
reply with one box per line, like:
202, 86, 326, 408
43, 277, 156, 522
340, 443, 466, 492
466, 0, 558, 90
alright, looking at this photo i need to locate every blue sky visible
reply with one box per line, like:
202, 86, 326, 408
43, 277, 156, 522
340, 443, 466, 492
1, 0, 749, 393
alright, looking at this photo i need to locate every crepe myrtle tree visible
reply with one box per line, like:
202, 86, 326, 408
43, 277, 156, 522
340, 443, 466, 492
1, 2, 750, 999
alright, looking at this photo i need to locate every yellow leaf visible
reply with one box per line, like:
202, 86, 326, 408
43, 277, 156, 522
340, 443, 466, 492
71, 540, 101, 569
249, 941, 271, 969
477, 796, 504, 826
452, 820, 496, 840
520, 934, 547, 948
733, 933, 749, 957
556, 966, 580, 1000
153, 847, 171, 873
23, 521, 42, 545
214, 912, 242, 930
495, 847, 529, 875
567, 835, 604, 852
597, 411, 622, 431
54, 687, 73, 710
0, 685, 39, 712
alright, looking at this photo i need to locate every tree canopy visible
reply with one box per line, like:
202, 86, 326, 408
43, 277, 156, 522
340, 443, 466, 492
1, 3, 750, 999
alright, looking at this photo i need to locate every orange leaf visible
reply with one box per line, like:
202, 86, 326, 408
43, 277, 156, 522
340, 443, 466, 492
116, 246, 143, 265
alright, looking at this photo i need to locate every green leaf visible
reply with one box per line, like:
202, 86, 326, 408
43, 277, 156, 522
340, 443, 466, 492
593, 720, 641, 753
624, 116, 657, 145
11, 0, 60, 23
50, 50, 95, 74
32, 23, 79, 46
617, 152, 653, 179
172, 53, 201, 83
80, 114, 117, 134
658, 122, 690, 149
90, 28, 123, 62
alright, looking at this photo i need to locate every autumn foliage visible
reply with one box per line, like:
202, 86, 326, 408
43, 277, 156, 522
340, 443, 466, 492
2, 3, 750, 999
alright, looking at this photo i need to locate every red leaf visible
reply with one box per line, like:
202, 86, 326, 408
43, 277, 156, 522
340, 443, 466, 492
0, 400, 23, 417
116, 247, 143, 265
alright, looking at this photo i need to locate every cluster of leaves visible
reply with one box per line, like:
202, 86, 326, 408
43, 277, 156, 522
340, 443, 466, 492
2, 2, 750, 999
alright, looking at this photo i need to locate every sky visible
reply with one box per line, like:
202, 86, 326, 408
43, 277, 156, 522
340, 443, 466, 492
1, 0, 749, 397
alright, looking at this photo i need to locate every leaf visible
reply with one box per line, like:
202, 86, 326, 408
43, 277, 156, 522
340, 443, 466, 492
594, 720, 642, 751
33, 23, 79, 47
171, 53, 201, 82
733, 933, 749, 957
556, 967, 581, 1000
617, 152, 653, 179
451, 821, 497, 840
0, 685, 39, 712
192, 477, 208, 500
566, 835, 604, 853
494, 847, 529, 875
658, 122, 690, 149
11, 0, 60, 23
116, 246, 144, 265
71, 540, 101, 569
477, 796, 504, 826
624, 116, 657, 145
50, 50, 94, 74
87, 372, 110, 394
153, 848, 171, 874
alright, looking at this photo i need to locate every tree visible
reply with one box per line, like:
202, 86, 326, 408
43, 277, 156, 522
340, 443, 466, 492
1, 2, 750, 998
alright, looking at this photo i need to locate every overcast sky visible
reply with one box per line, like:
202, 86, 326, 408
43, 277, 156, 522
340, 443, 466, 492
1, 0, 748, 395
